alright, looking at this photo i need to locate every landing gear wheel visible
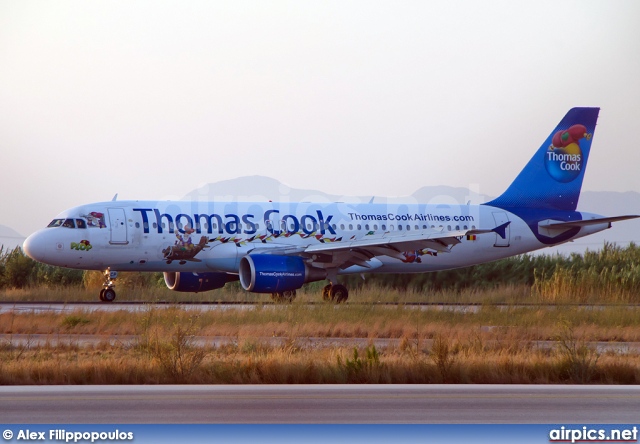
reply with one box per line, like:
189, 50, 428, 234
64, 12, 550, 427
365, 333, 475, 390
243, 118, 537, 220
271, 290, 296, 303
322, 284, 332, 302
102, 288, 116, 302
100, 268, 118, 302
330, 284, 349, 303
282, 290, 296, 302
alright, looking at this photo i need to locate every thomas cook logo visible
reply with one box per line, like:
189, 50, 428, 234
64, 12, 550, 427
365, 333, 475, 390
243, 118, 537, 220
544, 124, 591, 183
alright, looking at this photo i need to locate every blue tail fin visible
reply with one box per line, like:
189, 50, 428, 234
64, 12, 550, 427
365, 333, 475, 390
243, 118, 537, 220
485, 107, 599, 212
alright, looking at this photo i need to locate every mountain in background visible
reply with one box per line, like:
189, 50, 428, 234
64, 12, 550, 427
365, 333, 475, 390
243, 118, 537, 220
0, 225, 25, 252
184, 175, 491, 205
184, 175, 639, 255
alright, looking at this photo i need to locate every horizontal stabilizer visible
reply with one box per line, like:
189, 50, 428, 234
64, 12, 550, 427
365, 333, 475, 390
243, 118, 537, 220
539, 215, 640, 230
538, 215, 639, 238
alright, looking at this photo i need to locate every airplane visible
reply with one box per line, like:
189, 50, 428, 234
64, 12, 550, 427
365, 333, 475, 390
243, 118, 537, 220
23, 107, 639, 303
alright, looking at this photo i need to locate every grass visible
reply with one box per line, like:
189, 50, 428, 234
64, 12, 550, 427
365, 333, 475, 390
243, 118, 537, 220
1, 301, 640, 384
3, 302, 640, 340
1, 329, 638, 385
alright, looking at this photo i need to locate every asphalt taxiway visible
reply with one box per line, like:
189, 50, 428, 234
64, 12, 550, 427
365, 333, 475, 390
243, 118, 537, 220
1, 385, 638, 424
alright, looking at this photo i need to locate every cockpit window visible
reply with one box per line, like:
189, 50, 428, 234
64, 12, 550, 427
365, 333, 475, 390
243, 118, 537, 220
47, 219, 64, 228
62, 219, 76, 228
76, 219, 87, 229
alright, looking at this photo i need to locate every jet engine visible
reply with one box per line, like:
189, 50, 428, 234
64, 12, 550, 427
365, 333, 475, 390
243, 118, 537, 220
163, 271, 237, 293
239, 255, 326, 293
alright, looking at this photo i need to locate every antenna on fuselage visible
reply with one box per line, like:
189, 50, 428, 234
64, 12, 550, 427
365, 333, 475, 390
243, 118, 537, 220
112, 193, 118, 202
368, 196, 375, 204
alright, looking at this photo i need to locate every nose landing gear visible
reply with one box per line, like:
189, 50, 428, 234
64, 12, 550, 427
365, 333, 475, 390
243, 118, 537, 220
99, 269, 118, 302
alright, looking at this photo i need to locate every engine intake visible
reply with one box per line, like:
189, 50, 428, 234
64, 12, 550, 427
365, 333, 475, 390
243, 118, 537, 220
239, 255, 326, 293
163, 272, 237, 293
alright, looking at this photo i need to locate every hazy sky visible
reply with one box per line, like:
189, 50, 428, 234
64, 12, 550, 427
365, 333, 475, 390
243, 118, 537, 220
2, 1, 640, 236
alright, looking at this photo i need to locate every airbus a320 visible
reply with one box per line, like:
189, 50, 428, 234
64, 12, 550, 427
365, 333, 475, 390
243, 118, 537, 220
23, 108, 638, 302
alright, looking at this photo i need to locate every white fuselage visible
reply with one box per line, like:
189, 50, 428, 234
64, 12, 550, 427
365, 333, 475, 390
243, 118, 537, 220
23, 200, 608, 275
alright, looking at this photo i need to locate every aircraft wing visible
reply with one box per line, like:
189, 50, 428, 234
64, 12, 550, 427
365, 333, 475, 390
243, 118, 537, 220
248, 223, 509, 270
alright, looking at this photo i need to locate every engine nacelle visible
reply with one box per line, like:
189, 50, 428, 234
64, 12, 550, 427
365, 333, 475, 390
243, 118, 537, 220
163, 272, 236, 293
239, 255, 326, 293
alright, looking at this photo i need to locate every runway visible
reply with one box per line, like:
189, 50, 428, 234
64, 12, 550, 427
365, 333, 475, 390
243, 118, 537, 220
3, 301, 639, 314
1, 385, 639, 424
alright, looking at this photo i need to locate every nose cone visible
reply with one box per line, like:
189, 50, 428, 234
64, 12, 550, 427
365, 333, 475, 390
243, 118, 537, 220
23, 230, 48, 263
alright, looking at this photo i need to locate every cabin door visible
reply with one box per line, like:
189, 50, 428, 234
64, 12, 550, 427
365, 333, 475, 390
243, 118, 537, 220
108, 208, 129, 245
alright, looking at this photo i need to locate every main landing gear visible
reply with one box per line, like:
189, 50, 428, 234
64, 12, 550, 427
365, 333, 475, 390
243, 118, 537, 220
269, 283, 349, 304
99, 269, 118, 303
271, 290, 297, 303
322, 283, 349, 303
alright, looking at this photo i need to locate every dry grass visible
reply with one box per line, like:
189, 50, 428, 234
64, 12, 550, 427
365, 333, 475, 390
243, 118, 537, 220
1, 334, 639, 385
2, 303, 640, 341
0, 303, 640, 384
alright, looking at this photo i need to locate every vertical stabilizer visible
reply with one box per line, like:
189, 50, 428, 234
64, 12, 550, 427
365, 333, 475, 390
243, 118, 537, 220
485, 107, 599, 211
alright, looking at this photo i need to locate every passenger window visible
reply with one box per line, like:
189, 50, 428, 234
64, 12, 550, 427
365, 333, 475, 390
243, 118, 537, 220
153, 223, 157, 229
357, 224, 361, 230
348, 224, 353, 230
373, 224, 378, 230
62, 219, 75, 228
340, 224, 345, 230
75, 219, 87, 229
381, 224, 386, 230
135, 222, 140, 228
398, 225, 402, 231
365, 224, 370, 230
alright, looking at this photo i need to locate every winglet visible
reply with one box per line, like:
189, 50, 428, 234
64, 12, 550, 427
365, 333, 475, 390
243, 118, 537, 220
492, 221, 511, 239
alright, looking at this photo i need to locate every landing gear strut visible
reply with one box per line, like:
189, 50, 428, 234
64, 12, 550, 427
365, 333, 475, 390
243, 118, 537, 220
99, 269, 118, 303
322, 283, 349, 303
